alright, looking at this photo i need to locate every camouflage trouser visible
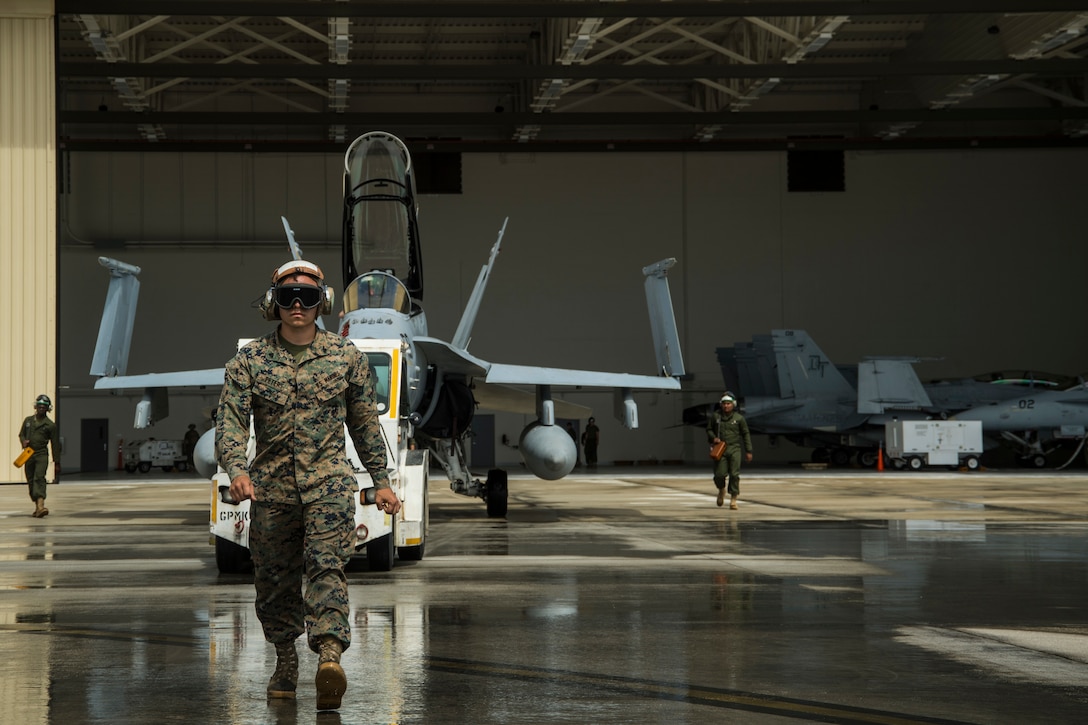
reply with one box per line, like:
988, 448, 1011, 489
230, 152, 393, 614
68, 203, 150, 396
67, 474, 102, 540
712, 447, 742, 497
24, 454, 49, 501
250, 493, 354, 653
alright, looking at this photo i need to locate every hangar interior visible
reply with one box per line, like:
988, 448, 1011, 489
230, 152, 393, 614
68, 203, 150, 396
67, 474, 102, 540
49, 3, 1088, 473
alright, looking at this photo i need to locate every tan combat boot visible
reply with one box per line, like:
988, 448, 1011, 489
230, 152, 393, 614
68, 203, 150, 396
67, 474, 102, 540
315, 636, 346, 711
267, 641, 298, 699
32, 499, 46, 518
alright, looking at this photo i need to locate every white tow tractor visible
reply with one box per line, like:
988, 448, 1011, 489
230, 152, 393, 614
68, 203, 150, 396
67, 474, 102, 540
209, 338, 429, 573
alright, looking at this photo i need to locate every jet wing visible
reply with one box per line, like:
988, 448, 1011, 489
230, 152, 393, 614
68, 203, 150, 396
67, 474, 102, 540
472, 384, 591, 419
415, 337, 489, 378
415, 337, 676, 421
94, 369, 225, 390
485, 363, 680, 390
415, 337, 676, 391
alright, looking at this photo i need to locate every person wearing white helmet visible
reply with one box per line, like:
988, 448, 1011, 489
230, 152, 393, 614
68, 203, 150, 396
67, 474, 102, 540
18, 394, 60, 518
707, 393, 753, 510
216, 259, 401, 710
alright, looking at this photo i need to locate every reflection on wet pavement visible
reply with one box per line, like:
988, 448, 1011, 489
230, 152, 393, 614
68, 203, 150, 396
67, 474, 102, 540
0, 470, 1086, 723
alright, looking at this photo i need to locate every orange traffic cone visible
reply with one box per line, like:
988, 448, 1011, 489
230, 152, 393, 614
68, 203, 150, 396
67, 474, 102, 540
877, 442, 885, 472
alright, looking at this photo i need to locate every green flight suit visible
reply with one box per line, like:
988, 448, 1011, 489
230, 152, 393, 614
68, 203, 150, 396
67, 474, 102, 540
707, 409, 752, 496
19, 414, 59, 502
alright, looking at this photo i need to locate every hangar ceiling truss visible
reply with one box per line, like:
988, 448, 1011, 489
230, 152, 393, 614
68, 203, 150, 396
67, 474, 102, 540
56, 1, 1088, 151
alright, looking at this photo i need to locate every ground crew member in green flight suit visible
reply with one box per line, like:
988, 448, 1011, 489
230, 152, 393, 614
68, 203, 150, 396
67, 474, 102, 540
18, 394, 60, 518
216, 259, 400, 711
707, 392, 753, 510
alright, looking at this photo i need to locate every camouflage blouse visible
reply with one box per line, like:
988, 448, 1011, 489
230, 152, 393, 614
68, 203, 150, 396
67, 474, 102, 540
216, 328, 390, 505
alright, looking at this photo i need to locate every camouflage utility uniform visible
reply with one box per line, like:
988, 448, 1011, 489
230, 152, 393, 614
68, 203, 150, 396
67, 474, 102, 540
19, 414, 59, 502
216, 328, 390, 654
707, 409, 752, 497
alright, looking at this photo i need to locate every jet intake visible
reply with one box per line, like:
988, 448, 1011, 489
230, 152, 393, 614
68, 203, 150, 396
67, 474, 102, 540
519, 422, 576, 480
419, 378, 475, 439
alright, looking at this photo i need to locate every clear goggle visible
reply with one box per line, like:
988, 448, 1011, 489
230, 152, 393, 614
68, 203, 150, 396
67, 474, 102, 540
274, 283, 323, 309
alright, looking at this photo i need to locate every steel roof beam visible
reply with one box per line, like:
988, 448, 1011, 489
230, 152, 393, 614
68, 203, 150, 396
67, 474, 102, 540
53, 2, 1088, 19
56, 58, 1088, 80
58, 107, 1088, 126
57, 137, 1088, 154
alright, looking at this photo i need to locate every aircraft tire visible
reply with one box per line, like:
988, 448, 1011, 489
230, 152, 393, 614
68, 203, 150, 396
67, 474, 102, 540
830, 448, 852, 467
486, 469, 508, 518
366, 532, 395, 571
215, 537, 252, 574
857, 450, 878, 468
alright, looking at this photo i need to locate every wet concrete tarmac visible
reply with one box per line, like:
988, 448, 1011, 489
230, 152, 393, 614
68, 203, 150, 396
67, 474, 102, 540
1, 467, 1086, 724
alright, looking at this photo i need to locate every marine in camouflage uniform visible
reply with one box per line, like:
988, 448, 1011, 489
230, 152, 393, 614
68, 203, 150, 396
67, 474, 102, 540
216, 259, 397, 709
18, 394, 60, 518
707, 393, 753, 509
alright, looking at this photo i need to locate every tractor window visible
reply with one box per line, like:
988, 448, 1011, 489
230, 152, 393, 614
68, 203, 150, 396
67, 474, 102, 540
363, 352, 392, 414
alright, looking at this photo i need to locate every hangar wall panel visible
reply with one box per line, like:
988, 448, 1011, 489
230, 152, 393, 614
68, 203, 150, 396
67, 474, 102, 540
1, 5, 56, 476
58, 146, 1088, 469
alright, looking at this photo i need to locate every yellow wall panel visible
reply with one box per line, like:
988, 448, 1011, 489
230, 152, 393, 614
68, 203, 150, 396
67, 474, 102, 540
1, 3, 57, 479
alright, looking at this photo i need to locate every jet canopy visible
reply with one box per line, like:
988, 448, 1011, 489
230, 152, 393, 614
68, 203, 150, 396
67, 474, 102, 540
342, 132, 423, 300
343, 271, 413, 315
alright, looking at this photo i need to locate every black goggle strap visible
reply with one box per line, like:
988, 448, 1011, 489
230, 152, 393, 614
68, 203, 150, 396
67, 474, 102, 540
274, 283, 323, 309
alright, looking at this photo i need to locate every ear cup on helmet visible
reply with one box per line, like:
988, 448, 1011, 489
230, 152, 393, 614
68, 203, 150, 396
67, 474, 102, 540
261, 287, 279, 320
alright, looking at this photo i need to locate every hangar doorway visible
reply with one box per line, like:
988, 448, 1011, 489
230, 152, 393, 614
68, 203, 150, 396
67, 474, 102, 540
80, 418, 109, 473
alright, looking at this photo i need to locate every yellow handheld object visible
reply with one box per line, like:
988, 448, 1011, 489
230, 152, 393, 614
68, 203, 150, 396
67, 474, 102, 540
14, 447, 33, 468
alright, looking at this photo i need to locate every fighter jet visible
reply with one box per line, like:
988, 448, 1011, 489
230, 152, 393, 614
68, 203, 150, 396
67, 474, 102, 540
91, 131, 685, 516
686, 329, 1071, 467
952, 379, 1088, 467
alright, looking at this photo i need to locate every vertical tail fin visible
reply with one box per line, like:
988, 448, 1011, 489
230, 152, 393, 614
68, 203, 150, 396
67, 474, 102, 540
771, 329, 855, 401
90, 257, 142, 378
642, 258, 685, 378
451, 218, 507, 351
857, 359, 933, 414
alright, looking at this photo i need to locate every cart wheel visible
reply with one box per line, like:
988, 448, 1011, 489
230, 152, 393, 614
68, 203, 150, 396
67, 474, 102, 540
963, 455, 980, 471
908, 456, 924, 470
